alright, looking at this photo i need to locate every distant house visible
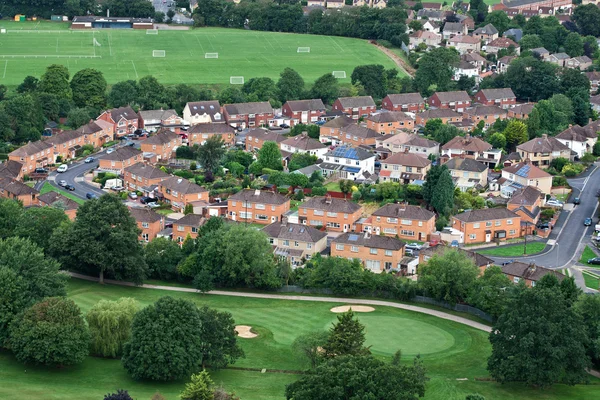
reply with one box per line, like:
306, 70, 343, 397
172, 213, 205, 244
442, 22, 468, 39
245, 128, 286, 152
138, 109, 185, 133
474, 88, 516, 109
227, 189, 290, 225
123, 162, 170, 192
419, 246, 494, 274
507, 103, 535, 119
97, 106, 138, 137
453, 60, 479, 81
501, 262, 565, 287
328, 124, 381, 147
547, 52, 570, 67
473, 23, 499, 44
447, 36, 481, 54
8, 141, 53, 176
516, 134, 572, 167
129, 208, 164, 243
332, 96, 377, 119
321, 145, 375, 179
158, 176, 209, 212
187, 123, 236, 147
555, 125, 598, 158
445, 157, 489, 191
427, 91, 471, 111
223, 102, 274, 129
183, 101, 223, 125
380, 152, 431, 183
282, 99, 326, 124
364, 203, 436, 241
77, 120, 114, 149
586, 71, 600, 93
0, 177, 39, 207
506, 185, 544, 225
44, 130, 87, 162
140, 130, 182, 162
462, 52, 487, 70
531, 47, 550, 59
98, 147, 143, 174
331, 232, 406, 274
326, 0, 344, 8
318, 116, 355, 141
498, 161, 553, 197
485, 37, 520, 55
262, 221, 328, 266
365, 112, 414, 134
37, 191, 79, 220
497, 55, 516, 73
381, 93, 425, 113
503, 28, 523, 42
591, 94, 600, 112
280, 134, 328, 157
452, 208, 521, 244
415, 108, 463, 125
409, 30, 442, 49
462, 105, 508, 128
299, 195, 363, 232
0, 160, 24, 181
378, 133, 439, 158
566, 56, 592, 70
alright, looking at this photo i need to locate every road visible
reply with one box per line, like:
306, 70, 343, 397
48, 152, 108, 200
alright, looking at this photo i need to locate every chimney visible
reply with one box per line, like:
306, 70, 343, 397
364, 231, 371, 239
325, 194, 332, 204
541, 134, 548, 139
528, 263, 537, 273
254, 189, 261, 196
464, 133, 471, 142
282, 217, 288, 226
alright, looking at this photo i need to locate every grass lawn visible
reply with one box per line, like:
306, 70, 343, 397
478, 242, 546, 257
155, 208, 174, 216
325, 181, 341, 192
40, 182, 85, 205
579, 245, 599, 266
0, 23, 398, 86
582, 270, 600, 290
1, 278, 597, 400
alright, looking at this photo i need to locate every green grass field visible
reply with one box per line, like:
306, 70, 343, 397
579, 245, 599, 267
40, 181, 85, 205
0, 278, 597, 400
478, 242, 547, 257
0, 21, 398, 86
582, 270, 600, 290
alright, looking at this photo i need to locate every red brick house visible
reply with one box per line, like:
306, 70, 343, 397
8, 141, 54, 176
366, 112, 415, 134
245, 128, 286, 152
44, 130, 86, 162
0, 177, 39, 207
129, 207, 164, 243
38, 191, 79, 221
227, 189, 290, 225
124, 162, 170, 192
173, 213, 205, 244
77, 120, 114, 148
474, 88, 516, 109
158, 176, 209, 212
140, 130, 182, 162
223, 102, 274, 129
381, 93, 425, 113
427, 91, 471, 112
282, 99, 326, 124
97, 106, 139, 137
0, 160, 24, 181
462, 105, 508, 128
98, 147, 143, 174
138, 109, 185, 133
415, 108, 463, 125
332, 96, 376, 119
188, 123, 236, 146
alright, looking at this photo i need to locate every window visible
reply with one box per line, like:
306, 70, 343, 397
192, 227, 199, 233
255, 203, 265, 210
387, 217, 398, 224
309, 220, 322, 226
513, 277, 520, 283
327, 222, 340, 228
509, 230, 516, 235
351, 246, 359, 253
418, 221, 423, 227
473, 223, 480, 229
485, 221, 492, 227
177, 226, 185, 232
469, 234, 476, 240
141, 222, 149, 228
401, 230, 415, 236
383, 228, 397, 234
336, 244, 344, 251
401, 219, 412, 225
307, 243, 312, 249
142, 233, 149, 242
269, 238, 274, 244
370, 248, 378, 255
385, 250, 393, 256
495, 220, 501, 226
294, 241, 299, 247
327, 212, 338, 217
240, 211, 252, 219
231, 200, 237, 206
314, 210, 324, 216
256, 214, 268, 221
507, 219, 513, 225
283, 240, 290, 246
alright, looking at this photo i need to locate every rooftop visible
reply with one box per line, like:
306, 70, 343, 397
228, 189, 289, 205
372, 203, 435, 221
301, 196, 362, 213
262, 221, 327, 243
333, 232, 405, 251
454, 207, 519, 223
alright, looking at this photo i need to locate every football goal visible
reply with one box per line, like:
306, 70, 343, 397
332, 71, 346, 78
92, 38, 101, 47
205, 52, 219, 59
230, 76, 244, 84
146, 29, 158, 35
297, 47, 310, 53
152, 50, 166, 57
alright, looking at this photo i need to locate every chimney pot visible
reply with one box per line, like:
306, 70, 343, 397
541, 134, 548, 139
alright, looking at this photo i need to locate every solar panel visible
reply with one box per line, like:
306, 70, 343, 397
289, 227, 293, 232
515, 165, 530, 178
348, 234, 359, 241
300, 228, 305, 233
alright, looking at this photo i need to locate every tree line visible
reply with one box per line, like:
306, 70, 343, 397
0, 0, 156, 19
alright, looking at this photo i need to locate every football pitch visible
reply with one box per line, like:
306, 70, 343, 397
0, 22, 399, 86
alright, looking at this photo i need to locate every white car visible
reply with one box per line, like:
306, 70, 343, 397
405, 243, 423, 251
106, 148, 115, 154
546, 200, 564, 208
57, 164, 68, 173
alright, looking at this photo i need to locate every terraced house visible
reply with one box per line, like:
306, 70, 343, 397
332, 96, 376, 119
129, 208, 164, 243
474, 88, 516, 109
365, 112, 414, 134
331, 232, 406, 274
223, 102, 274, 129
97, 106, 138, 137
427, 91, 471, 112
183, 101, 224, 125
44, 130, 87, 162
0, 177, 39, 207
158, 176, 209, 212
245, 128, 286, 152
123, 163, 170, 192
327, 124, 381, 147
172, 213, 205, 243
381, 93, 426, 113
77, 119, 115, 148
187, 123, 236, 146
282, 99, 326, 124
299, 196, 362, 232
8, 141, 53, 176
227, 189, 290, 225
262, 221, 328, 266
98, 147, 143, 174
138, 109, 185, 133
441, 134, 500, 168
516, 134, 571, 167
364, 203, 436, 242
452, 208, 521, 244
379, 152, 431, 183
140, 130, 182, 162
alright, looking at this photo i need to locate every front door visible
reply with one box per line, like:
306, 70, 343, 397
485, 233, 491, 243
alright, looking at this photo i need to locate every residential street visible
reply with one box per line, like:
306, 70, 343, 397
47, 152, 107, 200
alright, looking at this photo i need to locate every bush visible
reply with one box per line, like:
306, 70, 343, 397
549, 157, 569, 172
541, 208, 555, 220
190, 162, 197, 171
311, 186, 327, 196
174, 169, 195, 179
580, 153, 596, 164
552, 176, 569, 187
594, 142, 600, 157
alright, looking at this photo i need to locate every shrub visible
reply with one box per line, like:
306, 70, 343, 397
541, 208, 555, 220
190, 162, 197, 171
552, 176, 569, 187
87, 298, 139, 358
580, 153, 596, 164
311, 186, 327, 196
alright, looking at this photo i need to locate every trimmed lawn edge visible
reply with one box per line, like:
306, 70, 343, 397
478, 242, 547, 257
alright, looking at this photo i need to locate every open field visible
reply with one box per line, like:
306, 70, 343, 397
0, 21, 398, 86
1, 278, 598, 400
478, 242, 547, 257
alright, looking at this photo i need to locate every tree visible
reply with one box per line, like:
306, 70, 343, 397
67, 107, 92, 129
277, 67, 305, 102
572, 92, 591, 126
104, 390, 134, 400
0, 198, 23, 239
167, 9, 176, 22
575, 294, 600, 368
144, 237, 183, 280
431, 124, 460, 145
564, 32, 584, 57
14, 206, 68, 251
289, 123, 320, 139
351, 64, 389, 98
503, 120, 529, 150
154, 11, 165, 23
108, 80, 138, 108
408, 20, 423, 31
122, 296, 205, 381
323, 311, 370, 358
505, 56, 558, 101
0, 237, 67, 345
519, 34, 543, 51
9, 297, 89, 367
70, 68, 107, 109
39, 64, 72, 101
2, 93, 45, 143
310, 73, 339, 104
102, 0, 156, 18
487, 132, 507, 151
465, 395, 486, 400
242, 77, 278, 103
289, 153, 318, 171
484, 11, 510, 35
415, 47, 460, 95
467, 266, 511, 318
250, 141, 283, 173
197, 306, 244, 369
218, 87, 246, 105
197, 135, 226, 180
180, 370, 214, 400
422, 165, 446, 206
419, 249, 479, 306
488, 275, 590, 387
292, 331, 329, 369
86, 298, 139, 358
137, 75, 166, 109
49, 194, 147, 284
16, 75, 38, 93
573, 4, 600, 37
431, 168, 454, 216
285, 354, 428, 400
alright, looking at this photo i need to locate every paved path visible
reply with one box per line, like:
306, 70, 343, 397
70, 272, 492, 333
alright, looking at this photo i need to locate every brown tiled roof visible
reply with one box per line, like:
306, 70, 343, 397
9, 141, 53, 157
384, 152, 431, 168
185, 101, 222, 122
143, 130, 181, 145
336, 96, 376, 108
417, 108, 462, 119
454, 207, 519, 223
301, 196, 362, 213
103, 146, 142, 161
585, 71, 600, 81
138, 109, 178, 121
0, 160, 23, 179
487, 37, 518, 48
37, 191, 79, 211
339, 124, 380, 139
443, 22, 464, 32
503, 162, 551, 179
448, 35, 479, 45
159, 176, 207, 195
442, 134, 492, 152
188, 123, 235, 135
246, 128, 286, 143
402, 135, 439, 148
77, 121, 103, 135
262, 221, 327, 243
281, 134, 326, 151
556, 125, 596, 142
44, 130, 85, 146
384, 93, 424, 106
445, 157, 488, 173
501, 262, 565, 282
478, 88, 516, 100
129, 207, 163, 223
509, 103, 534, 115
367, 112, 412, 123
517, 135, 570, 153
224, 102, 273, 115
333, 232, 405, 251
372, 203, 435, 221
462, 53, 487, 63
432, 91, 471, 103
174, 213, 205, 227
463, 105, 508, 117
284, 99, 326, 112
0, 177, 39, 196
108, 106, 137, 122
507, 186, 543, 206
420, 246, 494, 267
229, 189, 288, 205
473, 23, 498, 35
322, 116, 355, 129
124, 163, 170, 180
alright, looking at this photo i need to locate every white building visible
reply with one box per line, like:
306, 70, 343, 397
280, 134, 328, 158
183, 101, 224, 125
320, 145, 375, 180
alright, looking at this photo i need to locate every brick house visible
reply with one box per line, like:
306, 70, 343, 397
507, 103, 534, 119
325, 124, 381, 147
123, 162, 170, 192
158, 176, 209, 212
332, 96, 377, 119
0, 177, 39, 207
129, 207, 164, 243
227, 189, 290, 225
452, 208, 521, 244
298, 196, 363, 232
172, 213, 205, 244
427, 91, 471, 111
280, 134, 328, 157
419, 246, 494, 274
223, 102, 274, 129
380, 152, 431, 183
474, 88, 516, 109
472, 23, 499, 44
409, 30, 442, 49
331, 232, 406, 273
8, 141, 54, 176
138, 109, 185, 133
415, 108, 463, 126
381, 93, 425, 113
37, 191, 79, 221
282, 99, 326, 124
183, 101, 224, 125
140, 130, 182, 162
501, 262, 565, 287
445, 157, 489, 191
319, 116, 355, 140
378, 134, 440, 158
245, 128, 286, 152
516, 134, 572, 167
462, 105, 508, 128
447, 35, 481, 54
485, 37, 520, 55
366, 203, 436, 241
0, 160, 24, 181
98, 147, 143, 174
365, 112, 415, 134
97, 106, 139, 137
44, 130, 86, 162
187, 123, 236, 146
262, 221, 328, 266
441, 134, 495, 162
506, 185, 544, 225
498, 161, 553, 197
77, 120, 114, 148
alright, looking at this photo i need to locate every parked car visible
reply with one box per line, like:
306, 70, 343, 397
279, 123, 290, 128
537, 222, 551, 230
587, 257, 600, 265
64, 184, 75, 191
573, 197, 580, 205
140, 196, 157, 204
84, 157, 94, 163
86, 193, 98, 200
585, 218, 593, 226
106, 148, 115, 154
545, 200, 564, 208
147, 202, 160, 208
34, 167, 48, 174
56, 164, 68, 173
501, 260, 515, 266
405, 249, 414, 256
128, 192, 138, 200
450, 240, 459, 248
405, 243, 423, 251
125, 142, 135, 147
58, 180, 67, 187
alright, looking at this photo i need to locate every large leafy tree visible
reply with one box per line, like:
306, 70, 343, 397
86, 298, 139, 358
323, 311, 370, 358
431, 168, 454, 216
351, 64, 388, 98
467, 266, 511, 318
49, 194, 147, 284
0, 198, 22, 240
488, 275, 589, 387
197, 306, 244, 369
9, 297, 89, 367
277, 67, 305, 102
415, 47, 460, 95
292, 331, 329, 369
14, 206, 68, 251
249, 141, 283, 173
0, 237, 67, 345
422, 165, 446, 206
505, 56, 558, 101
144, 237, 183, 280
137, 75, 166, 109
70, 68, 108, 109
2, 93, 45, 143
197, 135, 226, 177
102, 0, 156, 18
573, 4, 600, 37
576, 294, 600, 369
564, 32, 584, 57
503, 120, 529, 150
242, 77, 278, 103
39, 64, 72, 101
484, 11, 510, 35
310, 73, 339, 105
108, 80, 138, 108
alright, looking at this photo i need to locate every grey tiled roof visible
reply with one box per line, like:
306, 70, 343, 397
129, 207, 163, 223
372, 203, 435, 221
174, 213, 205, 227
285, 99, 326, 112
159, 176, 207, 195
301, 196, 361, 213
228, 189, 288, 205
501, 261, 565, 282
124, 163, 170, 180
454, 208, 518, 223
262, 221, 326, 243
224, 102, 273, 115
384, 93, 424, 105
103, 146, 142, 161
336, 96, 376, 108
445, 157, 488, 173
333, 232, 405, 251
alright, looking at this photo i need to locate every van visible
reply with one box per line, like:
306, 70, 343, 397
57, 164, 68, 173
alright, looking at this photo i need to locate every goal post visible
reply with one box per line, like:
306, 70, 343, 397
205, 52, 219, 59
332, 71, 346, 78
297, 47, 310, 53
92, 38, 101, 47
230, 76, 244, 85
152, 50, 166, 58
146, 29, 158, 35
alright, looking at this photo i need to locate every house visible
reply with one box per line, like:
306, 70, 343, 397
44, 130, 86, 162
503, 28, 523, 42
77, 120, 114, 148
547, 52, 570, 67
365, 112, 414, 134
506, 185, 544, 225
419, 246, 494, 274
473, 24, 499, 44
123, 162, 170, 192
37, 191, 79, 221
485, 37, 520, 55
455, 13, 475, 30
187, 123, 236, 147
415, 108, 463, 125
453, 60, 479, 81
380, 152, 431, 183
442, 22, 468, 39
97, 106, 138, 137
262, 221, 328, 266
531, 47, 550, 59
0, 177, 39, 207
427, 91, 471, 111
245, 128, 286, 152
445, 157, 489, 191
0, 160, 24, 181
499, 160, 553, 197
448, 36, 481, 55
299, 195, 363, 232
462, 105, 508, 128
441, 134, 498, 167
409, 30, 442, 49
332, 96, 377, 119
282, 99, 326, 124
331, 232, 405, 273
172, 213, 205, 244
507, 103, 535, 119
280, 134, 328, 157
381, 93, 425, 113
462, 53, 487, 70
326, 0, 344, 8
591, 94, 600, 112
140, 130, 182, 162
129, 207, 164, 243
516, 134, 572, 167
227, 189, 290, 225
223, 102, 274, 129
183, 101, 224, 125
421, 20, 440, 33
566, 56, 593, 70
474, 88, 516, 109
320, 145, 376, 179
556, 125, 598, 158
138, 109, 185, 133
416, 9, 447, 21
501, 262, 565, 287
586, 71, 600, 93
378, 134, 440, 158
501, 0, 572, 11
452, 208, 521, 244
8, 141, 54, 176
497, 55, 516, 73
98, 147, 143, 174
158, 176, 209, 212
319, 116, 355, 141
328, 124, 381, 147
365, 203, 436, 241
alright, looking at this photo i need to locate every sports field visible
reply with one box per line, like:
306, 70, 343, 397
0, 21, 398, 86
0, 278, 597, 400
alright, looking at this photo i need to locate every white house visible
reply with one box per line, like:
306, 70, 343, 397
320, 145, 375, 180
453, 60, 479, 81
555, 125, 598, 158
280, 134, 328, 158
183, 101, 224, 125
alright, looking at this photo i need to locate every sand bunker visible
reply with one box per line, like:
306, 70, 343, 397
235, 325, 257, 338
330, 305, 375, 313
